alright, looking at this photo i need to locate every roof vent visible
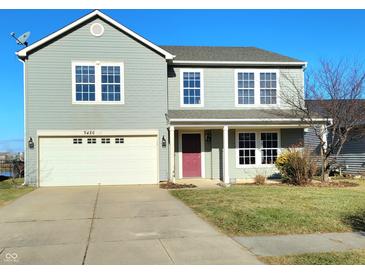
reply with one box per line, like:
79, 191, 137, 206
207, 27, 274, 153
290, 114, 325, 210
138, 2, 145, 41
90, 23, 104, 37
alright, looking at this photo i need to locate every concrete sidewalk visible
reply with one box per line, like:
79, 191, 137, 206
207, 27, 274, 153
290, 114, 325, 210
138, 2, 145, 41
234, 231, 365, 256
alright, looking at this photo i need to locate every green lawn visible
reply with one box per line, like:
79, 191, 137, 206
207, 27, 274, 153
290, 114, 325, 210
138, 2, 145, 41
170, 179, 365, 236
0, 178, 34, 207
260, 249, 365, 265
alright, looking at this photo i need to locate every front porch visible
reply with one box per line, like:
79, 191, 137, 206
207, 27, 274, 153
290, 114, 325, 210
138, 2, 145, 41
168, 124, 307, 185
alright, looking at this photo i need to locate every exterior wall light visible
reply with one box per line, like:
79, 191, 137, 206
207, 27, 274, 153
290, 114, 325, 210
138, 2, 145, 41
28, 137, 34, 149
205, 131, 212, 143
162, 135, 167, 148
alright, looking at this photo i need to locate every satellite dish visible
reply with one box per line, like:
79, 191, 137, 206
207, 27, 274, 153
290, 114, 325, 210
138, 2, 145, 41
10, 31, 31, 47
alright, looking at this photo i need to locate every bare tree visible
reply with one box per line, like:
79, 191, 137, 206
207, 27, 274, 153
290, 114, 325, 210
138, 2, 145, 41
280, 59, 365, 182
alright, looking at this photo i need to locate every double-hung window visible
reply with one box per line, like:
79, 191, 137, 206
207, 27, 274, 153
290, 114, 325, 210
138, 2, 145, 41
236, 131, 279, 167
237, 72, 255, 105
260, 72, 277, 104
72, 61, 124, 104
238, 133, 256, 165
235, 70, 279, 106
261, 133, 278, 164
180, 69, 204, 107
75, 66, 95, 101
101, 66, 121, 102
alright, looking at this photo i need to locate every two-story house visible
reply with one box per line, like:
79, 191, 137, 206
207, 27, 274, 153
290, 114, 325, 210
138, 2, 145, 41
18, 10, 310, 187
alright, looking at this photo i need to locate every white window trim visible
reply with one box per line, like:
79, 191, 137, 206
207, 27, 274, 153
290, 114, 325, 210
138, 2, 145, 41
72, 61, 125, 105
235, 130, 281, 168
180, 68, 204, 107
235, 69, 280, 108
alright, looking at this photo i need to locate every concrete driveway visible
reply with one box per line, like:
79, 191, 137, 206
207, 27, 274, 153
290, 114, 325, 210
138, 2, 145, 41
0, 185, 261, 265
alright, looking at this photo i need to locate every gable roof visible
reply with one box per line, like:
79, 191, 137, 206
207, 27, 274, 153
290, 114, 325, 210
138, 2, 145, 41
16, 10, 306, 67
16, 10, 175, 60
161, 45, 306, 67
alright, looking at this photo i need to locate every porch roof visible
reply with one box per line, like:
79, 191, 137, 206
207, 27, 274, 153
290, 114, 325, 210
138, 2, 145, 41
168, 109, 298, 119
167, 109, 327, 127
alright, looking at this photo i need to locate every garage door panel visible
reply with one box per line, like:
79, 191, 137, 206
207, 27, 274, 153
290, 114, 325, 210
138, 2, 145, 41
39, 136, 158, 186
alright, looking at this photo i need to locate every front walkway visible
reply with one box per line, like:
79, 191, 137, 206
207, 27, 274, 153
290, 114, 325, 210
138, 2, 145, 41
234, 232, 365, 257
0, 185, 261, 264
175, 179, 222, 189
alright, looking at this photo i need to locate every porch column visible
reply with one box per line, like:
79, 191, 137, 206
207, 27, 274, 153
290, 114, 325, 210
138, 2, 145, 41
169, 126, 175, 183
223, 125, 230, 185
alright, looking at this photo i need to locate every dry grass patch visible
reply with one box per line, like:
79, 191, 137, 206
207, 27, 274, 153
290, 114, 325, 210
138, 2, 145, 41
170, 182, 365, 236
0, 178, 34, 207
260, 249, 365, 265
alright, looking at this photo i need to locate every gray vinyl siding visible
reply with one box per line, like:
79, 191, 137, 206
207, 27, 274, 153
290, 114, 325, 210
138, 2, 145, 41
174, 128, 304, 180
304, 127, 321, 155
304, 127, 365, 174
281, 128, 304, 148
25, 18, 168, 185
167, 67, 303, 109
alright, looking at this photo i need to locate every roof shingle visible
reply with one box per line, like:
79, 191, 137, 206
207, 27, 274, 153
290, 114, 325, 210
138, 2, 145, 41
160, 45, 303, 63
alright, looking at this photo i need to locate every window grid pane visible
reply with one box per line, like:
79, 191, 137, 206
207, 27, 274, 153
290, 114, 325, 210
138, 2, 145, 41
238, 133, 256, 165
101, 66, 121, 102
101, 138, 111, 144
73, 138, 82, 144
237, 72, 255, 105
260, 72, 277, 104
115, 137, 124, 144
75, 66, 95, 101
261, 133, 278, 164
183, 72, 201, 105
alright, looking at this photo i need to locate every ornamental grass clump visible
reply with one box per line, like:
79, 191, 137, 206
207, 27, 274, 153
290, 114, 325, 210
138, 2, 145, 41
254, 175, 266, 185
275, 148, 317, 185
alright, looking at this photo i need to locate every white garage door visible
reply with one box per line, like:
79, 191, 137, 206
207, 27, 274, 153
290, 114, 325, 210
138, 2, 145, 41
39, 135, 158, 186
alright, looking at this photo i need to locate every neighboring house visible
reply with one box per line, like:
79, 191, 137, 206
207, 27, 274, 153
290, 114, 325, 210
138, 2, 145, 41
0, 153, 6, 162
304, 100, 365, 175
18, 10, 316, 187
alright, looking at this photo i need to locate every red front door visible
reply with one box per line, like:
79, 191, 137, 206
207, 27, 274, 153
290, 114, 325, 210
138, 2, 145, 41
182, 134, 201, 177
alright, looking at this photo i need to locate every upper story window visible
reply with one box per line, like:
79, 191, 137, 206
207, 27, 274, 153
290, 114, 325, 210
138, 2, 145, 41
72, 61, 124, 104
180, 69, 204, 107
260, 72, 277, 104
235, 69, 279, 107
101, 66, 121, 102
75, 66, 95, 101
237, 72, 255, 105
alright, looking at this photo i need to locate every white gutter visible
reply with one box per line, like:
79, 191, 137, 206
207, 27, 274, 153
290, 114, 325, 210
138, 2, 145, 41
169, 118, 328, 122
172, 60, 307, 67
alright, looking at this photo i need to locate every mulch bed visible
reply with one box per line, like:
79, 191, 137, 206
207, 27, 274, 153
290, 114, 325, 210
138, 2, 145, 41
235, 180, 359, 188
159, 182, 197, 189
308, 180, 359, 188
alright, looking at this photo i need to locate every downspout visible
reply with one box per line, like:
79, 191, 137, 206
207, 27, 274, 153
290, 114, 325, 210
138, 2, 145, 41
17, 57, 26, 186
